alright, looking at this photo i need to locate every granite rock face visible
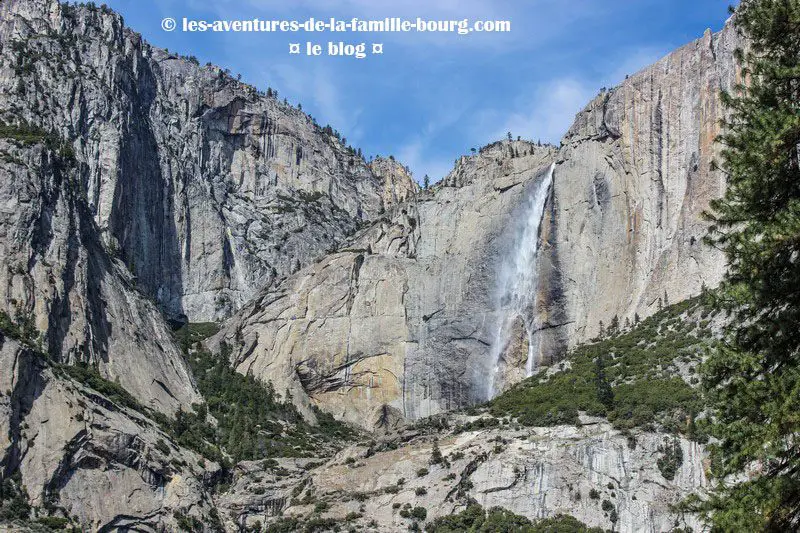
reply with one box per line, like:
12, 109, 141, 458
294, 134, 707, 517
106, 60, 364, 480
0, 334, 216, 531
369, 156, 420, 207
210, 143, 560, 427
0, 138, 199, 414
542, 25, 738, 346
0, 0, 414, 323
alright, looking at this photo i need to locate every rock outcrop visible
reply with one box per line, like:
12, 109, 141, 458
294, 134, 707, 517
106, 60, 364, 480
0, 0, 414, 323
369, 157, 419, 207
222, 416, 708, 533
0, 334, 216, 530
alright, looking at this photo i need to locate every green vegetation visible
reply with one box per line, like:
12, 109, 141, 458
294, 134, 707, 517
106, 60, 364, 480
173, 510, 203, 532
656, 437, 684, 481
490, 296, 715, 437
36, 516, 72, 530
0, 309, 39, 349
0, 473, 30, 521
265, 516, 342, 533
173, 322, 220, 352
429, 439, 445, 465
0, 118, 75, 161
425, 504, 604, 532
698, 1, 800, 529
56, 363, 143, 413
170, 324, 356, 463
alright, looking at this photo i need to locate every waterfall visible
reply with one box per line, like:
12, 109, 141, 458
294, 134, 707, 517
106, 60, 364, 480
486, 163, 554, 399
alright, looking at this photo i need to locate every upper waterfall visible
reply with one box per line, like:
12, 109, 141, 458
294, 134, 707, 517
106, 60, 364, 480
486, 162, 555, 399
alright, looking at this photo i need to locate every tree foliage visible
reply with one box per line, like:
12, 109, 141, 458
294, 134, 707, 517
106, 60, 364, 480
490, 296, 711, 436
425, 504, 604, 532
701, 1, 800, 530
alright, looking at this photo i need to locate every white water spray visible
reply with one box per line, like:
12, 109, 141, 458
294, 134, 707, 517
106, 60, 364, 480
486, 163, 554, 399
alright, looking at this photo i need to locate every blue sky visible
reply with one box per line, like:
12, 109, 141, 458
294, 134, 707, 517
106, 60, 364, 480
101, 0, 732, 182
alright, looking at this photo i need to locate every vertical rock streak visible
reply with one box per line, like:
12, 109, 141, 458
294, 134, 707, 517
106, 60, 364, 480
487, 163, 555, 398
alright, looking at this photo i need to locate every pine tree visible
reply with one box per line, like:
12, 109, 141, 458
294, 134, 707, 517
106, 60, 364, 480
423, 175, 430, 189
595, 355, 614, 408
700, 2, 800, 530
430, 439, 444, 465
609, 315, 620, 335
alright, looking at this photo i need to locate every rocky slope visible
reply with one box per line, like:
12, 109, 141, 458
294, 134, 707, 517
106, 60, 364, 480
0, 333, 217, 531
0, 0, 415, 323
213, 415, 708, 533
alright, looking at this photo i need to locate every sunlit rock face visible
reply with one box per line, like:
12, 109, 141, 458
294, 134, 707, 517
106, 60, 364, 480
210, 143, 559, 427
543, 24, 738, 347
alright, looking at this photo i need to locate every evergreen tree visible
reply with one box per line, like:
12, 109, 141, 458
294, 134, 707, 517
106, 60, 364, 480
609, 315, 620, 335
701, 1, 800, 530
423, 175, 430, 189
595, 355, 614, 408
430, 439, 444, 465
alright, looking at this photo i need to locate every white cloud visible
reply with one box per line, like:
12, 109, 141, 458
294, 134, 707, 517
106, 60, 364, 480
475, 46, 671, 146
475, 78, 594, 146
257, 62, 364, 143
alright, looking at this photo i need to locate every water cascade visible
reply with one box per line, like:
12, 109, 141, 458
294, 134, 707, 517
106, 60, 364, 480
486, 163, 554, 399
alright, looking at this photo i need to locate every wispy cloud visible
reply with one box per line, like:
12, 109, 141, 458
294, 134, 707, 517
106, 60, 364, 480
396, 138, 455, 183
486, 78, 595, 145
263, 63, 364, 143
602, 45, 672, 87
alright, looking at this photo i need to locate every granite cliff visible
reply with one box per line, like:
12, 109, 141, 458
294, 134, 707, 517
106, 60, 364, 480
543, 25, 736, 347
0, 0, 415, 324
212, 22, 737, 427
